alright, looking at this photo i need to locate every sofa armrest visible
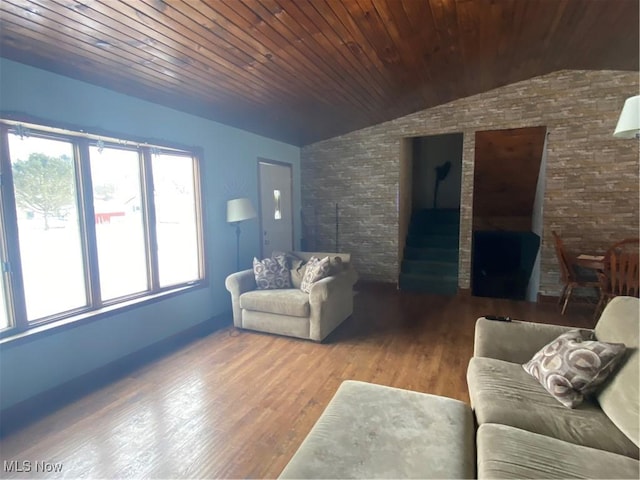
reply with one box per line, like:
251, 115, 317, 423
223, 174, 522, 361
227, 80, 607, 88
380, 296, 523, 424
309, 268, 357, 304
474, 318, 582, 364
225, 269, 256, 295
308, 269, 357, 341
225, 269, 256, 327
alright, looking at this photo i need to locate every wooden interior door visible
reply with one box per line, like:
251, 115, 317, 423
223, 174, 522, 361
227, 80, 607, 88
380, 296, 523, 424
258, 159, 293, 258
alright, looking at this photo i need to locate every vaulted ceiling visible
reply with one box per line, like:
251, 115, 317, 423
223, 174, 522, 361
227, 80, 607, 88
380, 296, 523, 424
1, 0, 638, 146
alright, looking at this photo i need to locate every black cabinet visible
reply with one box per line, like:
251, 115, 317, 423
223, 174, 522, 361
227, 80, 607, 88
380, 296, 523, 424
472, 231, 540, 300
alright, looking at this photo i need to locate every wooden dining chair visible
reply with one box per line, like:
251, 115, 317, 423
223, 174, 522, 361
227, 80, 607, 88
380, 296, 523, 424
551, 231, 600, 315
595, 238, 640, 318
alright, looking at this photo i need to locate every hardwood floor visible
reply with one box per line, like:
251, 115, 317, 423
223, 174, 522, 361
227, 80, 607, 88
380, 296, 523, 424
0, 284, 594, 479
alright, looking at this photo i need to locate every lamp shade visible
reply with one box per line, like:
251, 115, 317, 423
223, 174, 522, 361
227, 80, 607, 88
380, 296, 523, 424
613, 95, 640, 139
227, 197, 257, 223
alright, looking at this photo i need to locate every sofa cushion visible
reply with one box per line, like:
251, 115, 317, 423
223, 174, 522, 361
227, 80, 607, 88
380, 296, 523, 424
467, 356, 639, 458
242, 310, 309, 340
594, 296, 640, 448
477, 423, 639, 479
300, 256, 331, 293
253, 255, 291, 289
240, 289, 310, 317
522, 329, 625, 408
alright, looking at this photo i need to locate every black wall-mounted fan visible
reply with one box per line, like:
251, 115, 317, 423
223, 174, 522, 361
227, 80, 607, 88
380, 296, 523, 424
433, 160, 451, 209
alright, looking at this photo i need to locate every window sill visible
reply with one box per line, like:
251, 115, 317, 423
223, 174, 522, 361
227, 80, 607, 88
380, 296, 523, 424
0, 283, 206, 348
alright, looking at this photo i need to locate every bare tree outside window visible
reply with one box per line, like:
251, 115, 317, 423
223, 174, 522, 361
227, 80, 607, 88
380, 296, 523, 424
8, 133, 87, 320
12, 153, 75, 230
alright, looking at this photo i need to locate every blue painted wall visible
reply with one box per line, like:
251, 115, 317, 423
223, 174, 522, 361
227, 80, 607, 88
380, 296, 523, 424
0, 58, 301, 409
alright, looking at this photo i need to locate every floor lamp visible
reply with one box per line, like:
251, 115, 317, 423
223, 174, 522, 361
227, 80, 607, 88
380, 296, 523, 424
227, 198, 257, 271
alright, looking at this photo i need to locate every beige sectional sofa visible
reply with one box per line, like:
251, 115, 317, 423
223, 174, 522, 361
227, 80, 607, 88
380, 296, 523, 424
467, 295, 639, 478
225, 251, 357, 342
280, 296, 639, 478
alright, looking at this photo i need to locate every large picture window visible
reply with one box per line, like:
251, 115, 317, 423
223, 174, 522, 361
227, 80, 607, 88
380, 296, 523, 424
90, 145, 148, 301
0, 120, 206, 337
152, 152, 202, 288
8, 133, 88, 320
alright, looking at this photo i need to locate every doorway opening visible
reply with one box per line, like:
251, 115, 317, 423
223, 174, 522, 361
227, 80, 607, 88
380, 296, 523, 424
398, 133, 463, 294
471, 126, 547, 301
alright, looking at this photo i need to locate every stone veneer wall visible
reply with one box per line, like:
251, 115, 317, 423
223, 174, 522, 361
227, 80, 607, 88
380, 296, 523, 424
301, 70, 639, 296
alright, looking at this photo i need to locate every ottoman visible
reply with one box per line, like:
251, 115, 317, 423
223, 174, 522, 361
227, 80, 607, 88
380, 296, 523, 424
279, 380, 475, 479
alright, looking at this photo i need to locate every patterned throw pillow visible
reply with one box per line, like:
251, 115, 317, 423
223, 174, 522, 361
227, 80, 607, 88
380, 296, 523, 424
271, 251, 307, 288
522, 329, 625, 408
272, 252, 290, 270
271, 251, 291, 267
253, 254, 291, 290
300, 256, 331, 293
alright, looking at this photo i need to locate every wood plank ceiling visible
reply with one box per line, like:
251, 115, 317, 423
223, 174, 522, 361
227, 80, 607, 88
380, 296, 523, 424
0, 0, 638, 146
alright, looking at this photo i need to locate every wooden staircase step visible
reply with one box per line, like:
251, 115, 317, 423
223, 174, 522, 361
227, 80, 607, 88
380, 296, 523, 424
401, 259, 459, 276
406, 234, 459, 249
399, 273, 458, 295
404, 246, 459, 262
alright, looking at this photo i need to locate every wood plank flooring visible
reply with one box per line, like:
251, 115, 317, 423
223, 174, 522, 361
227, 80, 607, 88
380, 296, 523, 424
0, 284, 594, 479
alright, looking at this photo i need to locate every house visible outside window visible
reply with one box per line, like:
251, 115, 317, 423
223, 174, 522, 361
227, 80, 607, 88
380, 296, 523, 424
0, 120, 206, 338
90, 145, 147, 301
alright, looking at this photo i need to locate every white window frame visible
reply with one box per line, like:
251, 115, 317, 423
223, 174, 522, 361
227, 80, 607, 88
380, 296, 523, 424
0, 119, 207, 340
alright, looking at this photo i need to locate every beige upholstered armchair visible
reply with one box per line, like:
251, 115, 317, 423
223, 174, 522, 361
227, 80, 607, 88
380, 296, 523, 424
225, 251, 357, 342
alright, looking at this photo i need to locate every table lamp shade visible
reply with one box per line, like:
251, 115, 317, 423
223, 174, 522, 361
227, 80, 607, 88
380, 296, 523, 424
613, 95, 640, 139
227, 198, 257, 223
